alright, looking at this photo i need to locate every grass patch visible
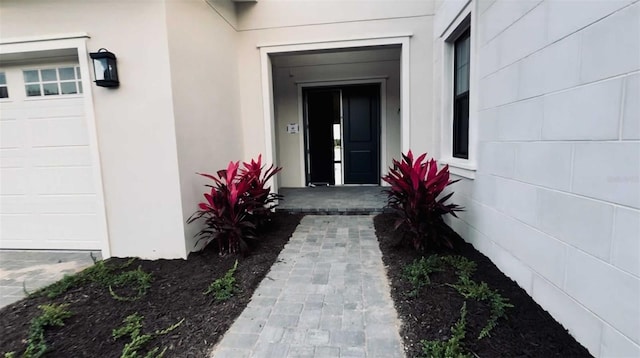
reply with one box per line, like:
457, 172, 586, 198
421, 302, 470, 358
204, 260, 238, 301
35, 259, 153, 302
113, 313, 184, 358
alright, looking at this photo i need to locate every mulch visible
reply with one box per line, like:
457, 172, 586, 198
374, 213, 593, 358
0, 212, 303, 358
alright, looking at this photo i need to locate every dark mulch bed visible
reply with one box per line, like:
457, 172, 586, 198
374, 213, 592, 358
0, 212, 303, 358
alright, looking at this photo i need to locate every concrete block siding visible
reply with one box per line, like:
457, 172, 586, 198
448, 0, 640, 356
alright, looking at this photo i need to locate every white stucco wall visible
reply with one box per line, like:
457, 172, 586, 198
271, 49, 401, 187
165, 0, 244, 254
0, 0, 187, 259
437, 1, 640, 356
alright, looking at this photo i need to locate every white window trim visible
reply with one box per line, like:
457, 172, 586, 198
439, 2, 478, 179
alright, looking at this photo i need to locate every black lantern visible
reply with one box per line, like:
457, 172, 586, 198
89, 48, 119, 88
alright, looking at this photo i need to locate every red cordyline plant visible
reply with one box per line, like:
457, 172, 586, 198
187, 156, 282, 255
240, 155, 283, 224
382, 150, 463, 251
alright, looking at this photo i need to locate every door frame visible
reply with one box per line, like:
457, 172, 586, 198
258, 35, 411, 190
298, 79, 386, 187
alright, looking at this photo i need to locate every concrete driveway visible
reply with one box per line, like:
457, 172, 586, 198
0, 250, 100, 308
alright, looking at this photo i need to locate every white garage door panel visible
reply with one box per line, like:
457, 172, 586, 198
40, 214, 99, 237
32, 146, 92, 167
0, 168, 28, 194
24, 99, 85, 118
30, 117, 89, 147
0, 149, 25, 168
1, 214, 98, 244
1, 195, 98, 214
39, 195, 98, 214
36, 167, 94, 194
0, 62, 103, 250
1, 214, 36, 239
0, 120, 25, 148
0, 196, 30, 213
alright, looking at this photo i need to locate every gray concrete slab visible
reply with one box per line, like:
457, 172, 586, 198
0, 250, 100, 308
211, 215, 405, 358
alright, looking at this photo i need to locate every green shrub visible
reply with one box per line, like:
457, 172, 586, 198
448, 274, 513, 339
113, 313, 183, 358
421, 302, 470, 358
440, 256, 476, 280
403, 255, 443, 296
188, 156, 282, 255
23, 304, 73, 358
382, 151, 463, 251
204, 260, 238, 301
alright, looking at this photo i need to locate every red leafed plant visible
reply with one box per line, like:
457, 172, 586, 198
240, 154, 283, 224
382, 150, 463, 251
187, 156, 282, 255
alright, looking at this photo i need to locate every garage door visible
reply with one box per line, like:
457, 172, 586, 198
0, 61, 103, 250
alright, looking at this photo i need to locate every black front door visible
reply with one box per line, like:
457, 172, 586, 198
342, 85, 380, 184
305, 89, 340, 185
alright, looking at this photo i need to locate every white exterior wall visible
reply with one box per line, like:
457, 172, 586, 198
234, 6, 436, 181
439, 1, 640, 356
272, 50, 401, 187
0, 0, 187, 259
165, 0, 244, 253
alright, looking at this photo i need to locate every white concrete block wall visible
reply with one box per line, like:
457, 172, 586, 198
446, 1, 640, 356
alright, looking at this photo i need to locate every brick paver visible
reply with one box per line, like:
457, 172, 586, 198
211, 215, 404, 358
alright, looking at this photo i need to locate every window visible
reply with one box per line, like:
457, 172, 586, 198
453, 29, 470, 159
0, 72, 8, 98
23, 66, 83, 97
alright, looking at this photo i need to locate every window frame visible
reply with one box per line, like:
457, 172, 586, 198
0, 72, 9, 99
22, 66, 83, 98
452, 28, 471, 159
438, 3, 477, 179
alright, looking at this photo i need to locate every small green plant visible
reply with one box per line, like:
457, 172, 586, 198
403, 255, 443, 296
204, 260, 238, 301
4, 352, 16, 358
108, 266, 153, 302
440, 256, 476, 280
35, 259, 152, 301
421, 302, 470, 358
448, 274, 513, 339
113, 313, 184, 358
23, 304, 73, 358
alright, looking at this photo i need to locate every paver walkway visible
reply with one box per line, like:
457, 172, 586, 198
277, 187, 387, 214
211, 215, 404, 358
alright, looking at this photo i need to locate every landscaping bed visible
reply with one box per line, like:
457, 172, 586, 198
374, 212, 592, 358
0, 212, 303, 358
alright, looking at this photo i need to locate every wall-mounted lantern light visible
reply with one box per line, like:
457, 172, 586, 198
89, 48, 119, 88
